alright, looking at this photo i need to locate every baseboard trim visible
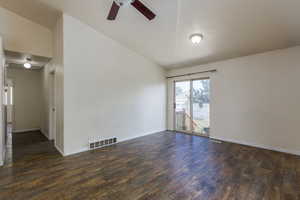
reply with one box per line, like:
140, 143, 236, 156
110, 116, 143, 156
64, 147, 89, 157
210, 136, 300, 156
63, 129, 166, 157
40, 129, 51, 140
118, 129, 166, 144
13, 128, 41, 133
55, 144, 64, 156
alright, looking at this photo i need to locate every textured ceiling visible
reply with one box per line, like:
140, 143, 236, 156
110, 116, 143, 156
1, 0, 300, 68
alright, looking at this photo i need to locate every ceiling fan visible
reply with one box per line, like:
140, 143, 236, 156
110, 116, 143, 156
107, 0, 156, 21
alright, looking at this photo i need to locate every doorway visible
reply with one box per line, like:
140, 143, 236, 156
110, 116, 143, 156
174, 78, 210, 136
1, 51, 60, 165
4, 67, 58, 163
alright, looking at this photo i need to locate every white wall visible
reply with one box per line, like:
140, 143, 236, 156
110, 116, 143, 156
7, 68, 43, 132
0, 7, 52, 57
0, 37, 4, 165
167, 46, 300, 155
63, 14, 166, 155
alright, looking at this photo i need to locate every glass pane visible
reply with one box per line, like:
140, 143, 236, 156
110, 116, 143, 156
175, 81, 191, 132
192, 79, 210, 136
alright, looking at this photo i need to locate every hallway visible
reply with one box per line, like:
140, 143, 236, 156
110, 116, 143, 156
5, 125, 59, 164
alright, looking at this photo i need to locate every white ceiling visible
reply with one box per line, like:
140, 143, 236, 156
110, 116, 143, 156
1, 0, 300, 69
5, 50, 51, 69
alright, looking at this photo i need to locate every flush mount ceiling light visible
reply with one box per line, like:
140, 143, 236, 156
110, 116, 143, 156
24, 58, 32, 69
190, 33, 204, 44
24, 63, 31, 69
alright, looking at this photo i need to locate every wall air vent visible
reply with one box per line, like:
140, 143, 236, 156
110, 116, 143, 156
89, 137, 117, 150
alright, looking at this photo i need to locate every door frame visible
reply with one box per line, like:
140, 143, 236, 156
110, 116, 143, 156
173, 77, 210, 137
49, 69, 56, 143
5, 78, 14, 128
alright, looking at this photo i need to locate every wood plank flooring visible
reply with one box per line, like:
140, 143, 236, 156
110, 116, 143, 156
1, 131, 300, 200
5, 128, 58, 163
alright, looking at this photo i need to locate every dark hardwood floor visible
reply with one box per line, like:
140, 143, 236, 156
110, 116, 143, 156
4, 127, 58, 163
1, 131, 300, 200
12, 131, 58, 162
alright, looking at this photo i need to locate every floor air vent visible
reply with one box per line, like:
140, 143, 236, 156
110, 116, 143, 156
89, 138, 117, 150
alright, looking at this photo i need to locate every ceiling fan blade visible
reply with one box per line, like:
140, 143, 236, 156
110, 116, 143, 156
107, 1, 120, 20
131, 0, 156, 20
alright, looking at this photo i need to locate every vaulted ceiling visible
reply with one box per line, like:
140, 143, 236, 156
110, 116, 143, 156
1, 0, 300, 68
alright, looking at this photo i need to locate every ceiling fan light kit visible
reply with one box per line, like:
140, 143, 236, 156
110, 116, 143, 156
107, 0, 156, 21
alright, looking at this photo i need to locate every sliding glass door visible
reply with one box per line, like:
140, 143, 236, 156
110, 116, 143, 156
191, 79, 210, 136
174, 81, 192, 132
174, 79, 210, 136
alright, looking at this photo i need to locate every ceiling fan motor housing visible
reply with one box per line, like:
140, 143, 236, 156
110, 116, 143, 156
115, 0, 135, 6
